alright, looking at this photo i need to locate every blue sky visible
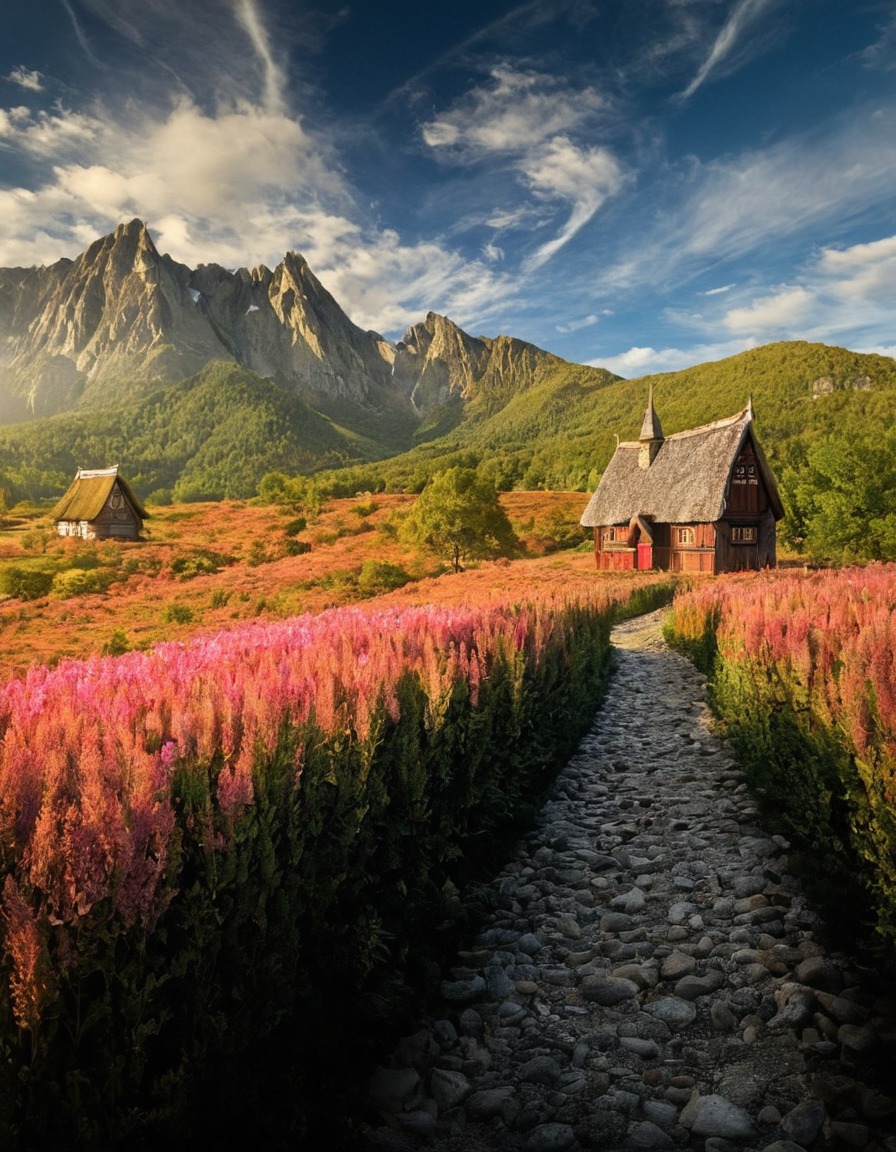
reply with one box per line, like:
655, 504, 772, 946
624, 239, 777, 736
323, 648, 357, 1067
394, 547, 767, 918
1, 0, 894, 376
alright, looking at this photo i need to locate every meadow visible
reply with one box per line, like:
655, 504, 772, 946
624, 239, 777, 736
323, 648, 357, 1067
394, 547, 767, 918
0, 490, 674, 1147
0, 491, 591, 677
4, 489, 895, 1145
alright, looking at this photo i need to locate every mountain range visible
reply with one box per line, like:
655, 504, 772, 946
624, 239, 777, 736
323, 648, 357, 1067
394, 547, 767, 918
1, 219, 895, 504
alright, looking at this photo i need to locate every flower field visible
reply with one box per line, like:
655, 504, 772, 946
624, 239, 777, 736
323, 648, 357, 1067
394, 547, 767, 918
666, 563, 896, 963
0, 539, 672, 1147
0, 491, 590, 676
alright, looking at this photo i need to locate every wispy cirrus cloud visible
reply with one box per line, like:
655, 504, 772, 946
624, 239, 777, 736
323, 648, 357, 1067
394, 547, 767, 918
599, 231, 896, 376
422, 64, 624, 271
597, 98, 896, 297
680, 0, 785, 99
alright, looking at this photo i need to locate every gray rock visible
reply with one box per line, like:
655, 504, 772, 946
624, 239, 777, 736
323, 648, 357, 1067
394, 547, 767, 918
681, 1093, 760, 1139
646, 996, 697, 1028
429, 1067, 471, 1110
524, 1122, 576, 1151
520, 1054, 562, 1085
467, 1086, 516, 1119
625, 1120, 676, 1148
440, 974, 486, 1002
580, 974, 640, 1005
674, 970, 725, 999
781, 1098, 825, 1146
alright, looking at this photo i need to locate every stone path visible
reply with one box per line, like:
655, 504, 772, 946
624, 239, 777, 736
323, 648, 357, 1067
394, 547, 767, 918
361, 610, 896, 1152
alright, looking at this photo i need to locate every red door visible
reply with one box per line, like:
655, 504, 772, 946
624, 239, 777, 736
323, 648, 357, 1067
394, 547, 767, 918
637, 542, 653, 569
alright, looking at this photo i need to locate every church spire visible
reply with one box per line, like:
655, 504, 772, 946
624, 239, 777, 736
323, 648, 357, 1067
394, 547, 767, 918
638, 383, 664, 469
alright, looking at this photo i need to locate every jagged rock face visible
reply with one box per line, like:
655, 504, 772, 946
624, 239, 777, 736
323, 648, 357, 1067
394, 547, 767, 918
0, 219, 562, 425
395, 312, 563, 414
0, 221, 224, 418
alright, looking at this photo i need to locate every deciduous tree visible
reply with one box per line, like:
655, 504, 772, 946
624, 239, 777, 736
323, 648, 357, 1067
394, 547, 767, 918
401, 467, 518, 572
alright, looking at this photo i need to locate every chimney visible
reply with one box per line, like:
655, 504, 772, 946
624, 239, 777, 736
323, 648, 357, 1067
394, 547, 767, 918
638, 383, 664, 469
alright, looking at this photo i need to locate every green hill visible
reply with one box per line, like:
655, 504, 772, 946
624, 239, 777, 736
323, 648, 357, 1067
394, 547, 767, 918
0, 361, 391, 502
325, 341, 896, 495
1, 341, 894, 536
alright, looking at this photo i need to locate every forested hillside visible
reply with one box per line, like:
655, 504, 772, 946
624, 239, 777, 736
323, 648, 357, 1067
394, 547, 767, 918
1, 341, 894, 564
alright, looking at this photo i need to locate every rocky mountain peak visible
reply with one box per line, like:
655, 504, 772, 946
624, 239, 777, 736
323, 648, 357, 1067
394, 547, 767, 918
0, 220, 558, 428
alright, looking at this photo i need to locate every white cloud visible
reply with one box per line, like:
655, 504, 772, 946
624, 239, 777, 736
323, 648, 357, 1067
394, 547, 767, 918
522, 136, 623, 271
680, 0, 781, 99
641, 233, 896, 359
422, 65, 622, 271
723, 286, 812, 334
6, 67, 43, 92
599, 100, 896, 297
816, 234, 896, 300
556, 313, 598, 333
422, 64, 605, 159
593, 338, 758, 378
862, 12, 896, 71
702, 283, 735, 296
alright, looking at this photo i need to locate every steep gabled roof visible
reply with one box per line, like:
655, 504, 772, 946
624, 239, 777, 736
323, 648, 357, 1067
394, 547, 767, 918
580, 407, 783, 527
51, 466, 149, 523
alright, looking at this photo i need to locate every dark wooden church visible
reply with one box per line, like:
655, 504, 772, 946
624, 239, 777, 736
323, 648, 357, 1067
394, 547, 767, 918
580, 388, 783, 574
51, 466, 149, 541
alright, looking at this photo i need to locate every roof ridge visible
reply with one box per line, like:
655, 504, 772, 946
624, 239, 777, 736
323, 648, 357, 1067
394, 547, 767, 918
663, 408, 750, 441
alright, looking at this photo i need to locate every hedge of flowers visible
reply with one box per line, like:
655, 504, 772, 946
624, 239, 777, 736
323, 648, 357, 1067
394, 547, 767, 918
665, 564, 896, 966
0, 574, 672, 1147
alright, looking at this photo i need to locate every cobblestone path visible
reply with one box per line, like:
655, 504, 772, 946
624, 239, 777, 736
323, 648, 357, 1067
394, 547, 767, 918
362, 610, 896, 1152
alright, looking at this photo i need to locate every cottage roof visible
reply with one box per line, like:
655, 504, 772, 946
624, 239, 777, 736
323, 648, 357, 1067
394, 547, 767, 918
580, 406, 783, 527
51, 466, 149, 524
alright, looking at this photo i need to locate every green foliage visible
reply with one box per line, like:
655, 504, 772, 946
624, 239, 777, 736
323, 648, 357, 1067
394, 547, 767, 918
51, 567, 115, 598
169, 548, 236, 580
356, 560, 412, 595
781, 422, 896, 563
0, 564, 55, 601
101, 629, 132, 656
400, 467, 519, 572
162, 602, 195, 624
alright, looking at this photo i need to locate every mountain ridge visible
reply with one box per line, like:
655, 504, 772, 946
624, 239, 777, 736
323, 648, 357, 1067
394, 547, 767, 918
0, 219, 568, 434
1, 221, 895, 508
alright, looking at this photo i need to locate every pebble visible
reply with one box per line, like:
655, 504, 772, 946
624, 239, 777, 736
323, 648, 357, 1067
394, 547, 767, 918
362, 611, 896, 1151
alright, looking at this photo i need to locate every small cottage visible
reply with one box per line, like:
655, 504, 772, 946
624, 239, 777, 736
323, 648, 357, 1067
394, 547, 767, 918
51, 466, 149, 540
580, 389, 783, 574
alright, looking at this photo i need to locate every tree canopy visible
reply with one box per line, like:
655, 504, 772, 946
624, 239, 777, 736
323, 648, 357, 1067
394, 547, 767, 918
400, 467, 518, 572
782, 424, 896, 563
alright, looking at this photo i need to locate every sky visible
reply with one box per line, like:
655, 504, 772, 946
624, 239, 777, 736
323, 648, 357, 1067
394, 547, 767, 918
0, 0, 895, 377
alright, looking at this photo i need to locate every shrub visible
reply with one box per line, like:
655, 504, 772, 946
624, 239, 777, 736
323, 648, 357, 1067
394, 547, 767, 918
0, 565, 55, 601
162, 602, 195, 624
356, 560, 413, 595
51, 568, 115, 598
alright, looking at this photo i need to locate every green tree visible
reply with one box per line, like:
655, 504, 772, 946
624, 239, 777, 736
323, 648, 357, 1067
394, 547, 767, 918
401, 467, 519, 572
784, 426, 896, 563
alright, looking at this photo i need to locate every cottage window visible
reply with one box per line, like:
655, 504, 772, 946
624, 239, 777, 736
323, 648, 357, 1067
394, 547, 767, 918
676, 527, 695, 545
732, 525, 757, 543
602, 527, 617, 543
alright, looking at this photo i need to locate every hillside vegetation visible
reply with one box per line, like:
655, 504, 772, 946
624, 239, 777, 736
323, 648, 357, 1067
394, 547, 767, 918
1, 340, 894, 563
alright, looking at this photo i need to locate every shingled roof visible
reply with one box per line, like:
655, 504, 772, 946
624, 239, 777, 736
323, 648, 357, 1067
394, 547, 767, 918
51, 466, 149, 524
580, 406, 783, 527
